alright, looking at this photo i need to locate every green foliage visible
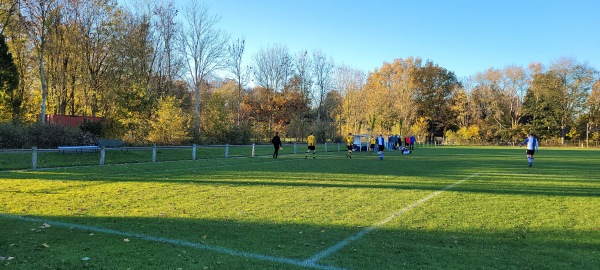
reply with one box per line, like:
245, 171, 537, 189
0, 33, 19, 122
521, 72, 563, 138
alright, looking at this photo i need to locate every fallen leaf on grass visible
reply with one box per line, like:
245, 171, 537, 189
40, 223, 51, 228
81, 257, 90, 261
41, 243, 50, 248
124, 238, 130, 242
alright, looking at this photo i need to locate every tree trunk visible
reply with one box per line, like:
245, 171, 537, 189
39, 44, 47, 124
194, 83, 201, 142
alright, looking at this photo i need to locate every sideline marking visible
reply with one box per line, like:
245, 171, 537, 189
302, 173, 480, 266
2, 171, 478, 269
0, 214, 344, 270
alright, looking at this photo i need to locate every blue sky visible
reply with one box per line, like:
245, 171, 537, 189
175, 0, 599, 78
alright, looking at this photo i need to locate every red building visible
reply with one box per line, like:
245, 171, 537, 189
45, 115, 103, 127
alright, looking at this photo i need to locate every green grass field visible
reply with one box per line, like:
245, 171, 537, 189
1, 146, 599, 269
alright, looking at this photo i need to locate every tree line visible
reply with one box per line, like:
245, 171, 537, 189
1, 0, 599, 146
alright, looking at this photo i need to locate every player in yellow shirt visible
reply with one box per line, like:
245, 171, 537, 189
369, 136, 376, 155
306, 132, 316, 159
346, 132, 354, 159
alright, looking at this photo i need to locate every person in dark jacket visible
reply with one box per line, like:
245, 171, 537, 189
272, 132, 282, 158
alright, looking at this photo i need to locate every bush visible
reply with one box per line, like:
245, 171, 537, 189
0, 122, 99, 149
80, 119, 104, 138
0, 123, 26, 148
26, 123, 80, 148
225, 124, 252, 145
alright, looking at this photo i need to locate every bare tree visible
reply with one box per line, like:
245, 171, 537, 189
180, 2, 229, 142
311, 50, 334, 130
228, 37, 247, 126
251, 44, 292, 134
152, 0, 179, 96
252, 44, 292, 93
21, 0, 58, 123
294, 50, 311, 99
503, 65, 530, 129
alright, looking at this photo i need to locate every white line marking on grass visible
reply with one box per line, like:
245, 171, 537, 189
302, 173, 480, 266
0, 214, 345, 270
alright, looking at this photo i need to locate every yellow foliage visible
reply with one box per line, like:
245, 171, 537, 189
147, 96, 189, 145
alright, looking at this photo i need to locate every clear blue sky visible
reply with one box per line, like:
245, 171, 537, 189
175, 0, 599, 78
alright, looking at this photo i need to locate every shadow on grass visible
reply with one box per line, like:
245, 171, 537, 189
1, 214, 598, 269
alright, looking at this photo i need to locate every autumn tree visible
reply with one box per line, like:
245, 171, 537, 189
413, 60, 460, 142
335, 65, 365, 135
148, 96, 188, 145
278, 75, 310, 140
366, 57, 419, 136
468, 68, 512, 140
583, 80, 600, 146
321, 89, 343, 141
549, 57, 597, 144
0, 0, 18, 34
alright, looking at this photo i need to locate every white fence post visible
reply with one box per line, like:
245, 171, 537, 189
32, 146, 37, 170
152, 145, 157, 162
100, 146, 105, 166
192, 144, 196, 160
252, 143, 255, 157
225, 144, 229, 158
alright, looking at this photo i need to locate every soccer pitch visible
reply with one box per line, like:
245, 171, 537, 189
1, 146, 599, 269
